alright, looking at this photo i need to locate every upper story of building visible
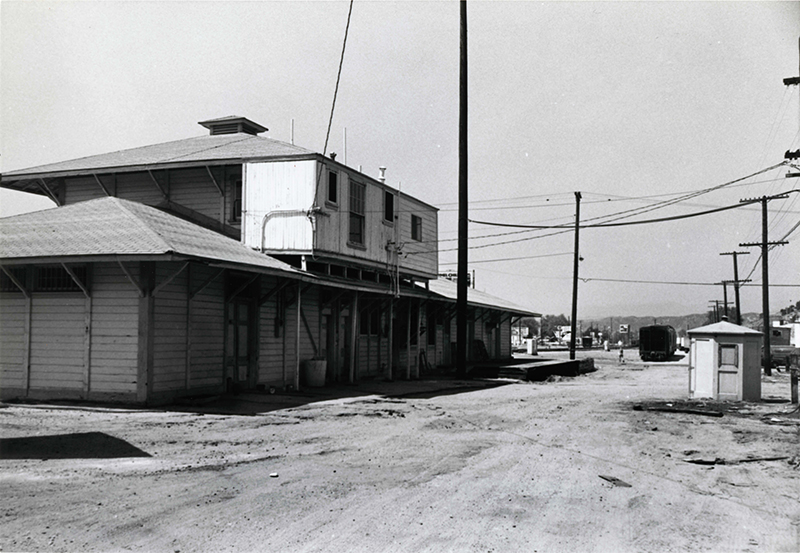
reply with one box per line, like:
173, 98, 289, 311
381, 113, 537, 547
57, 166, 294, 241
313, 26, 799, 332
1, 116, 439, 284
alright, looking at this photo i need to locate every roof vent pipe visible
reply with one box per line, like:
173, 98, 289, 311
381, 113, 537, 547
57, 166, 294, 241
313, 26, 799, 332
378, 166, 386, 183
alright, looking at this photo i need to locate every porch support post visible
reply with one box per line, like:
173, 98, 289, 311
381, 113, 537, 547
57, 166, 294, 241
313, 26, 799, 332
137, 262, 155, 403
295, 281, 301, 391
349, 292, 358, 383
406, 299, 412, 380
185, 263, 192, 391
23, 295, 31, 395
415, 299, 422, 378
387, 298, 394, 381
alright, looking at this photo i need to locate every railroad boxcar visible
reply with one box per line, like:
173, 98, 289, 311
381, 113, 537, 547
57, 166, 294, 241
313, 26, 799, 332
639, 325, 677, 361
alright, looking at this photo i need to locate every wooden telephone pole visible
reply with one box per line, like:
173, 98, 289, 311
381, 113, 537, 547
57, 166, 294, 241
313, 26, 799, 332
739, 194, 789, 375
456, 0, 468, 378
569, 192, 581, 360
719, 251, 750, 325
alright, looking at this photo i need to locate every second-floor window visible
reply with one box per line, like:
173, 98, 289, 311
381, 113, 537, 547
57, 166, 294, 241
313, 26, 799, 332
327, 171, 338, 205
383, 191, 394, 223
349, 181, 366, 245
411, 214, 422, 241
231, 179, 243, 222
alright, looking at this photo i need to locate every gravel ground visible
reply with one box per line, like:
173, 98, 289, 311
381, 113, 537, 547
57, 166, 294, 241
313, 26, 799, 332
1, 350, 799, 553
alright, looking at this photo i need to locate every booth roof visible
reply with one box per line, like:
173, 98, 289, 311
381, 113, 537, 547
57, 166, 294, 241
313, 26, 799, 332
687, 320, 762, 336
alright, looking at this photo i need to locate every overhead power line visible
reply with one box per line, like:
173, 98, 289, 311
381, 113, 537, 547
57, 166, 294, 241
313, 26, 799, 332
470, 198, 763, 229
470, 162, 789, 230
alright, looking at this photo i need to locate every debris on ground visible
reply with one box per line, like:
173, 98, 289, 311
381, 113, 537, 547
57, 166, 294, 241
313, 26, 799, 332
633, 404, 724, 417
682, 456, 790, 466
598, 475, 632, 487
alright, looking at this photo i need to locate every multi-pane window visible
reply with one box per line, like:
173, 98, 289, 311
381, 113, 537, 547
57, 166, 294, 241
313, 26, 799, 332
349, 181, 366, 245
328, 171, 338, 204
411, 214, 422, 241
383, 190, 394, 223
34, 266, 87, 292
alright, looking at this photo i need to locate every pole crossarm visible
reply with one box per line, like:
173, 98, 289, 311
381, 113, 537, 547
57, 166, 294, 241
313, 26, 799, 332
739, 241, 789, 247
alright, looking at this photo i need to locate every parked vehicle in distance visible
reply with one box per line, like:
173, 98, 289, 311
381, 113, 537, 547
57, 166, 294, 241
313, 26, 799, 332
762, 326, 800, 367
639, 325, 677, 361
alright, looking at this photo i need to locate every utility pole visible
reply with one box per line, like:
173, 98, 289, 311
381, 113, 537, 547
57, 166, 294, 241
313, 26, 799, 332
720, 251, 750, 325
740, 194, 789, 375
569, 191, 582, 360
708, 301, 720, 323
721, 282, 729, 319
456, 0, 468, 378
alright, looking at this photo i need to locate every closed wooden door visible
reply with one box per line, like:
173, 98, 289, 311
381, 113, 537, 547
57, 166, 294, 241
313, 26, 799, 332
717, 343, 740, 400
226, 301, 253, 388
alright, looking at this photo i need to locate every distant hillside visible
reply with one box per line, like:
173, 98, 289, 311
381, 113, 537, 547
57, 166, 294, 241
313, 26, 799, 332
582, 312, 762, 338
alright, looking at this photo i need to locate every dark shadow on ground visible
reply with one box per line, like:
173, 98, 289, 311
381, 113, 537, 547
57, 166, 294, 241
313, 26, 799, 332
167, 378, 514, 416
0, 431, 151, 460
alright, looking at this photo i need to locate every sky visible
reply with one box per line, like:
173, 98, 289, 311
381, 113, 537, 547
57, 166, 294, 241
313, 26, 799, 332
1, 0, 799, 321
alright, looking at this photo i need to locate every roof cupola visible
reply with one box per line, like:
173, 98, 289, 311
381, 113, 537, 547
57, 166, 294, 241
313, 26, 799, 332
198, 116, 268, 136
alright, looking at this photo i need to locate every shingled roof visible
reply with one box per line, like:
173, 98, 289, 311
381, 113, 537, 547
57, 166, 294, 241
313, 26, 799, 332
2, 132, 315, 180
0, 197, 303, 276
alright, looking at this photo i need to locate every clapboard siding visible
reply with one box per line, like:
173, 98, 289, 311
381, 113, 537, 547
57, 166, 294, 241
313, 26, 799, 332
64, 175, 107, 204
116, 172, 165, 205
29, 295, 85, 390
169, 167, 223, 222
395, 195, 438, 276
90, 263, 139, 394
0, 294, 27, 389
500, 319, 511, 358
258, 289, 282, 385
299, 286, 319, 362
188, 265, 225, 389
152, 263, 188, 392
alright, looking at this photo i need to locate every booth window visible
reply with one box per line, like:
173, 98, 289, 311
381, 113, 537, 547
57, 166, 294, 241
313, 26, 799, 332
719, 344, 738, 366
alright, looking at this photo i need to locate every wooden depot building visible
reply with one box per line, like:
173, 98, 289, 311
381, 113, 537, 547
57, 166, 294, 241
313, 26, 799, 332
0, 116, 539, 404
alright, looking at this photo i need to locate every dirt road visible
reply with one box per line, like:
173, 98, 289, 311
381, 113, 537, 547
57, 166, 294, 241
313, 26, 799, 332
2, 351, 798, 552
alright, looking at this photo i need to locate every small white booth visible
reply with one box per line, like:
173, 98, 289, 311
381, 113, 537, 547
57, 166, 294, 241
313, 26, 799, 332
687, 320, 762, 402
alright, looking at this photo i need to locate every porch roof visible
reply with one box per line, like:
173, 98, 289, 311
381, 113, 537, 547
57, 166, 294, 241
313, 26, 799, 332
421, 278, 540, 317
0, 197, 303, 277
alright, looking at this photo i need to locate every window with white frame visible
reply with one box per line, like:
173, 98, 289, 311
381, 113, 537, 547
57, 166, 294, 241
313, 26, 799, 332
349, 181, 366, 245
